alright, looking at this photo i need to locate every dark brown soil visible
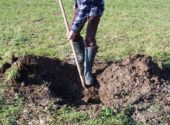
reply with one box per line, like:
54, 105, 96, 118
12, 56, 86, 102
2, 55, 107, 104
0, 54, 170, 124
98, 54, 170, 124
0, 62, 11, 74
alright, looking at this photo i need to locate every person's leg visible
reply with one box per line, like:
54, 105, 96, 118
70, 8, 87, 63
84, 16, 101, 85
85, 16, 101, 47
70, 9, 85, 42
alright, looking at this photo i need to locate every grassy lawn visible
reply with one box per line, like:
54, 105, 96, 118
0, 0, 170, 62
0, 0, 170, 124
50, 106, 136, 125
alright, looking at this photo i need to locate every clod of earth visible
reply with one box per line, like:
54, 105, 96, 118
0, 62, 11, 73
0, 54, 170, 124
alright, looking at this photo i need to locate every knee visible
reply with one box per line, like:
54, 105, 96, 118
73, 35, 83, 42
85, 37, 97, 47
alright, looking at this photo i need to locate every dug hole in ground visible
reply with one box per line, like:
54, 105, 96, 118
0, 54, 170, 124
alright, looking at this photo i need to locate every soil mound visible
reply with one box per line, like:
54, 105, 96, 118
98, 54, 170, 123
11, 55, 84, 100
3, 55, 107, 104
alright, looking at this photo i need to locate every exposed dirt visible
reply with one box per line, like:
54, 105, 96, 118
0, 54, 170, 124
8, 56, 108, 103
13, 56, 84, 100
0, 62, 11, 74
98, 54, 170, 124
0, 55, 107, 124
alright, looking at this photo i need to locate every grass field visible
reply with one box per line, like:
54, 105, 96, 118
0, 0, 170, 124
1, 0, 170, 63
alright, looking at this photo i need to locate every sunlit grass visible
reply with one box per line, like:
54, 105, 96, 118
0, 0, 170, 62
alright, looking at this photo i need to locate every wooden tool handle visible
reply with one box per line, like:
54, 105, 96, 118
58, 0, 85, 88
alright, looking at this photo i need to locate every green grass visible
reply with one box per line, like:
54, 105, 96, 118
5, 63, 20, 81
1, 0, 170, 124
0, 0, 170, 62
100, 0, 170, 61
50, 106, 136, 125
0, 83, 24, 125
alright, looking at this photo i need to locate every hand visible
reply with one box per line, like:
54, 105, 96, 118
68, 30, 77, 41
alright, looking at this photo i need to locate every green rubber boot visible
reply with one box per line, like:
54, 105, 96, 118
73, 41, 84, 63
84, 47, 97, 86
72, 41, 85, 74
68, 41, 85, 65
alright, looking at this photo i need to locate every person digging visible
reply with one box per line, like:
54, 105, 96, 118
68, 0, 105, 86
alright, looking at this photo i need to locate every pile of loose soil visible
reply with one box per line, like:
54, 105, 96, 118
11, 56, 84, 100
1, 54, 170, 124
0, 55, 107, 124
98, 54, 170, 124
1, 55, 107, 104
